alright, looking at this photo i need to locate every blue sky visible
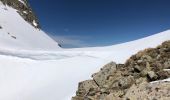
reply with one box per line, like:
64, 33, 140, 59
29, 0, 170, 48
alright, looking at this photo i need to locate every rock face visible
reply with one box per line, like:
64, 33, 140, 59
72, 40, 170, 100
0, 0, 40, 28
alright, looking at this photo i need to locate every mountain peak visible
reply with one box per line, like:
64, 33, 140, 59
0, 0, 40, 28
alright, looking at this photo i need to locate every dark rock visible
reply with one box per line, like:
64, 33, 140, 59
11, 36, 16, 39
147, 71, 158, 81
134, 65, 143, 72
157, 71, 170, 80
164, 60, 170, 69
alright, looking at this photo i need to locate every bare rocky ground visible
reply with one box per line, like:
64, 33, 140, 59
72, 40, 170, 100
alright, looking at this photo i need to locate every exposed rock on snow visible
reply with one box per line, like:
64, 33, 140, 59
0, 0, 40, 28
73, 40, 170, 100
0, 3, 60, 50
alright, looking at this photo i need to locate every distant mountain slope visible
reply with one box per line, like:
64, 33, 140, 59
0, 2, 60, 50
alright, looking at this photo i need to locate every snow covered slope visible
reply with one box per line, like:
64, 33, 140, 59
0, 3, 60, 50
0, 1, 170, 100
70, 30, 170, 63
0, 29, 168, 63
0, 30, 169, 100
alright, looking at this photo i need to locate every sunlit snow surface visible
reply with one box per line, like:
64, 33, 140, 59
0, 4, 60, 50
0, 2, 170, 100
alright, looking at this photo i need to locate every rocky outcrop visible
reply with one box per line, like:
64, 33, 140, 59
124, 81, 170, 100
72, 40, 170, 100
0, 0, 40, 28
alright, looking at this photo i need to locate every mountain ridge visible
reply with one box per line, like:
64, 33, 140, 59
0, 1, 60, 50
0, 0, 40, 28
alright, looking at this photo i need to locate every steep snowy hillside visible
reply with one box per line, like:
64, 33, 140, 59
0, 2, 60, 50
1, 0, 40, 28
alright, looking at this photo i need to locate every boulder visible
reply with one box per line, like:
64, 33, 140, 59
76, 80, 98, 96
134, 65, 143, 72
164, 60, 170, 69
92, 62, 117, 87
147, 71, 158, 81
118, 76, 134, 89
